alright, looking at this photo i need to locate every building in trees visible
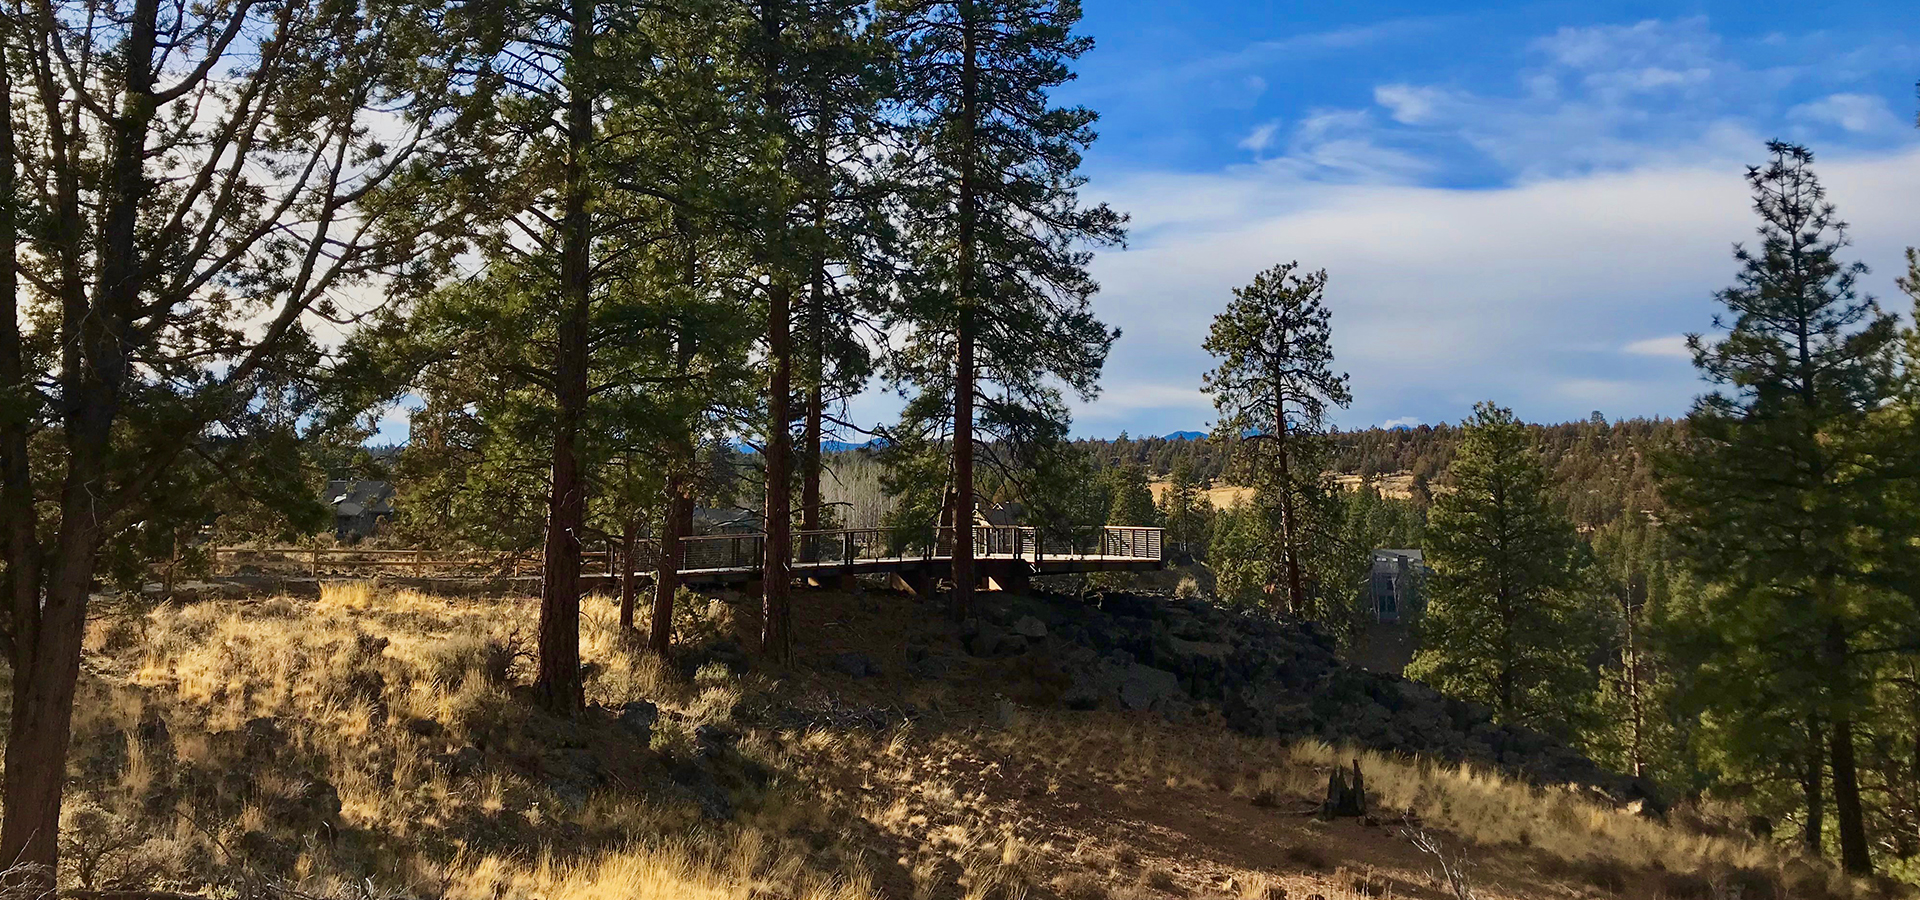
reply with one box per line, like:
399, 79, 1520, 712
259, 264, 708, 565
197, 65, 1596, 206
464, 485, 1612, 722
1368, 549, 1427, 624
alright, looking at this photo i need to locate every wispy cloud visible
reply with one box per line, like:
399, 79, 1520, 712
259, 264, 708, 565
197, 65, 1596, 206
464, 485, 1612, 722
1623, 335, 1693, 359
1238, 120, 1280, 154
1790, 93, 1904, 134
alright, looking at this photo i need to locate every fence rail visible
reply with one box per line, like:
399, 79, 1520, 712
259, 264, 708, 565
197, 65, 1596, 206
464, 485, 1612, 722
212, 525, 1162, 578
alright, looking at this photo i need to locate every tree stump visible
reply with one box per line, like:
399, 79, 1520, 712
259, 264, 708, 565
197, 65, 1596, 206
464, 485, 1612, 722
1322, 758, 1367, 819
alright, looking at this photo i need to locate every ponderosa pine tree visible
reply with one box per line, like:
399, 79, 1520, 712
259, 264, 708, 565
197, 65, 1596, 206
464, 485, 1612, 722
376, 0, 753, 699
1202, 262, 1352, 617
732, 0, 890, 660
1159, 459, 1206, 559
1586, 517, 1690, 788
0, 0, 473, 874
791, 7, 891, 556
1104, 464, 1157, 527
881, 0, 1123, 619
1406, 403, 1594, 733
1659, 142, 1903, 874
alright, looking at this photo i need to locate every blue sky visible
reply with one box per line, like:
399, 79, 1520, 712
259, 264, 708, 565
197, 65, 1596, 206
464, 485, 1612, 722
373, 2, 1920, 444
865, 1, 1920, 438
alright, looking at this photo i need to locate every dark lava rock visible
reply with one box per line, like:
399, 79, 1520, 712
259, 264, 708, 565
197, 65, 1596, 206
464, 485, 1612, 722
1029, 589, 1655, 806
832, 651, 879, 678
404, 717, 446, 739
616, 700, 659, 742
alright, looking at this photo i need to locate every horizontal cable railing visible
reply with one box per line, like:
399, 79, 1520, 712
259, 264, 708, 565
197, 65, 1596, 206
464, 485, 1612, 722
210, 525, 1163, 578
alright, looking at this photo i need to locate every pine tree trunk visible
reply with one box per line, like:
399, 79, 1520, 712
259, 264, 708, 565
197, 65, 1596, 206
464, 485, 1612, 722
1831, 715, 1870, 872
764, 279, 794, 659
650, 473, 691, 656
798, 122, 826, 559
651, 214, 699, 659
536, 0, 595, 715
949, 0, 979, 621
1624, 592, 1646, 779
1273, 403, 1304, 616
1, 552, 93, 879
1, 1, 155, 871
756, 0, 794, 661
0, 25, 37, 669
1804, 714, 1825, 856
618, 514, 640, 631
1828, 614, 1871, 873
952, 312, 975, 618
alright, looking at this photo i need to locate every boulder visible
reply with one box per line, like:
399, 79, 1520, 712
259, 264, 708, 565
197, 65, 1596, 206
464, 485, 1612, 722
908, 656, 953, 680
1118, 663, 1182, 712
832, 652, 879, 678
1012, 615, 1048, 638
616, 700, 658, 742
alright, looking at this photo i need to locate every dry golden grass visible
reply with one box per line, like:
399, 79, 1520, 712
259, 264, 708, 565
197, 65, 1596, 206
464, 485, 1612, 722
35, 582, 1907, 900
54, 582, 864, 900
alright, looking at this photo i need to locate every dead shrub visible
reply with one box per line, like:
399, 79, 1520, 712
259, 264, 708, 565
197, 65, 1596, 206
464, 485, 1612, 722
1139, 866, 1177, 892
1657, 870, 1714, 899
1050, 870, 1106, 900
1282, 844, 1328, 872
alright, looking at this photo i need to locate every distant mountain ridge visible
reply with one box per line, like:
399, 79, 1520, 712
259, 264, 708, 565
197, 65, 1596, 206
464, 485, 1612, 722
1159, 430, 1206, 441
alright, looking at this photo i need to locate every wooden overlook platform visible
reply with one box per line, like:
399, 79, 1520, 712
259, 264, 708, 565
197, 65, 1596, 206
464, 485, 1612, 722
214, 525, 1165, 594
681, 525, 1164, 593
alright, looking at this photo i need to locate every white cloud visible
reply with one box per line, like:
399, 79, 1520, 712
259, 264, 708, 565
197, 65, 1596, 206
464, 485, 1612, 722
1622, 335, 1693, 359
1086, 147, 1920, 430
1382, 416, 1423, 428
1238, 120, 1280, 154
1074, 383, 1212, 419
1790, 93, 1903, 134
1532, 18, 1718, 73
1374, 84, 1444, 125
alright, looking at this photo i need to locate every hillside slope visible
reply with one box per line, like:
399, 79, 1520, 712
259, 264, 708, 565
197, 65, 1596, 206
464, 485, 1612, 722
43, 582, 1900, 900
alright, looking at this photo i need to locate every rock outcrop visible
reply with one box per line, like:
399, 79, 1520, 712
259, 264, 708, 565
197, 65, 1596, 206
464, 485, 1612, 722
963, 591, 1657, 805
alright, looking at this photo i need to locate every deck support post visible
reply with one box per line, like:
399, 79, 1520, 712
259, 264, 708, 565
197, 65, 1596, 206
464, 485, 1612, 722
890, 569, 931, 597
982, 561, 1030, 594
806, 572, 858, 591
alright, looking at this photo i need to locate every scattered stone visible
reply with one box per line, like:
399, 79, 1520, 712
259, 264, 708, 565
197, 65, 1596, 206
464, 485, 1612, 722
1117, 663, 1181, 712
832, 651, 879, 678
1012, 615, 1048, 638
908, 656, 953, 680
616, 700, 658, 741
694, 723, 737, 759
403, 717, 445, 739
966, 621, 1022, 657
441, 745, 484, 776
669, 759, 734, 820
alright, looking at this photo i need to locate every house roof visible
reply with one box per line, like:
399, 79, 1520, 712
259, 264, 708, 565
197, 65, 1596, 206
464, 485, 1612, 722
974, 501, 1025, 527
327, 480, 394, 515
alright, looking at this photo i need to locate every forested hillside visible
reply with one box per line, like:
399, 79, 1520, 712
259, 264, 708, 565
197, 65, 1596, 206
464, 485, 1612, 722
1075, 416, 1679, 530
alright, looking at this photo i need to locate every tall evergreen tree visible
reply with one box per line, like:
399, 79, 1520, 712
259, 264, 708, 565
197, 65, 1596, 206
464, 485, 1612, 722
0, 0, 474, 873
1104, 464, 1156, 527
1659, 142, 1902, 874
1406, 403, 1595, 733
1160, 458, 1206, 559
1202, 262, 1351, 617
881, 0, 1124, 619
